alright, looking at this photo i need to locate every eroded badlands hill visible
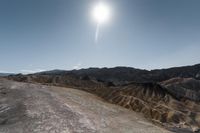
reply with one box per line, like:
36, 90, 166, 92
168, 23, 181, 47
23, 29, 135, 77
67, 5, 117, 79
6, 64, 200, 132
0, 79, 170, 133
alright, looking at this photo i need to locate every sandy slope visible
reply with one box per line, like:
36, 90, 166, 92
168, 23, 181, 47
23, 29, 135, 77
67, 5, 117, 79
0, 79, 170, 133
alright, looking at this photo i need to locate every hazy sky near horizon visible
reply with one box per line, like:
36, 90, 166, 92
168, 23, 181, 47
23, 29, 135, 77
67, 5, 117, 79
0, 0, 200, 73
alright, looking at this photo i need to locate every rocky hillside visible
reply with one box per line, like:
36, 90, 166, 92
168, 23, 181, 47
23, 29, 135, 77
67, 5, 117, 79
103, 82, 200, 132
161, 78, 200, 101
6, 64, 200, 132
0, 79, 170, 133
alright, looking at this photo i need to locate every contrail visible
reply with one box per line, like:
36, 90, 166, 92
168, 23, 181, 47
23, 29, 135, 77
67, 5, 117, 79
95, 23, 100, 43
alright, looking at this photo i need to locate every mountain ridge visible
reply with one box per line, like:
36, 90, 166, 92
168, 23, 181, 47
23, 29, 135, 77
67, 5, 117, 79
32, 63, 200, 85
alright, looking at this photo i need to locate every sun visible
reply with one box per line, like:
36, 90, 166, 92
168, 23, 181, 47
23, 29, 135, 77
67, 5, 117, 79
92, 2, 111, 24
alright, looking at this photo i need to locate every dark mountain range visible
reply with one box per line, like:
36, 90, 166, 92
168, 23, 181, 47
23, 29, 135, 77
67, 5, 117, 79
0, 73, 13, 77
6, 63, 200, 132
35, 64, 200, 85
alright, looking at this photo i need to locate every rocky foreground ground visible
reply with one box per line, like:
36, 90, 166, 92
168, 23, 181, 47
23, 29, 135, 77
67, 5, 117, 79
0, 79, 170, 133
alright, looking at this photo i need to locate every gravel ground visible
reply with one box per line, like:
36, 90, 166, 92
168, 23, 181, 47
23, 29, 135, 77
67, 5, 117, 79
0, 79, 171, 133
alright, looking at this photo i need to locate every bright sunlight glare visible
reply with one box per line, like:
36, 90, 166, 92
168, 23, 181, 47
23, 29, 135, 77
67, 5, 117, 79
92, 2, 111, 43
92, 2, 111, 24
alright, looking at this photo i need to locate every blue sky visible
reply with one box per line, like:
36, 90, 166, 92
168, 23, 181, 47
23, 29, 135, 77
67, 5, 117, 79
0, 0, 200, 73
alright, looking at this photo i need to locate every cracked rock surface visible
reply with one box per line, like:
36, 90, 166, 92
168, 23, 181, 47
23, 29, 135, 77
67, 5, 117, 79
0, 79, 170, 133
